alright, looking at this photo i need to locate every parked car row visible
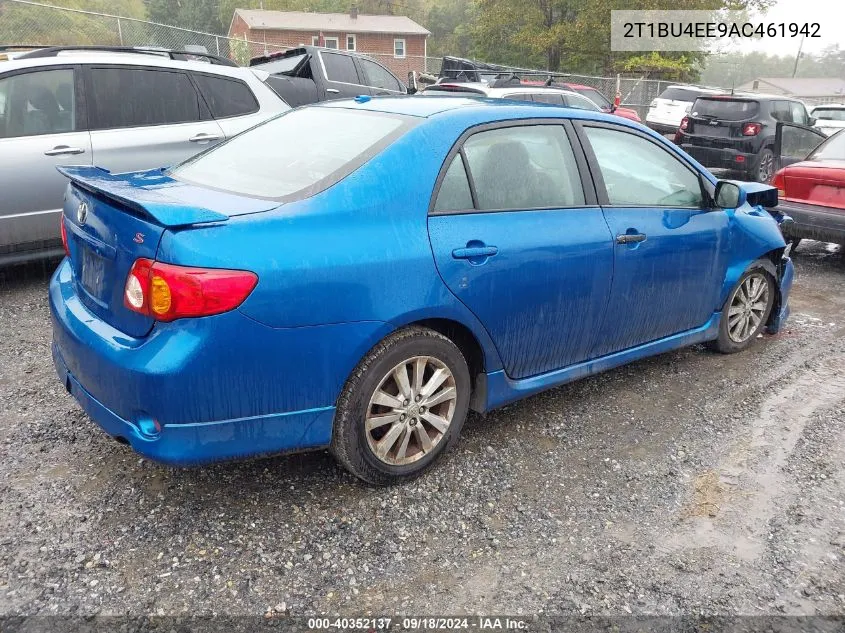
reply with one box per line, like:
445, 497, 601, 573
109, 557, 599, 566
2, 45, 642, 266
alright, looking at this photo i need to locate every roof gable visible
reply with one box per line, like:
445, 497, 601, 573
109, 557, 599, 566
232, 9, 430, 36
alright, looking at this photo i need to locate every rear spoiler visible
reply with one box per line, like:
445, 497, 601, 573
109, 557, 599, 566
58, 166, 229, 227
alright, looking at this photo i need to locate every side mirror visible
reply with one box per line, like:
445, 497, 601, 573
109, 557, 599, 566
808, 116, 817, 126
407, 71, 418, 95
714, 180, 746, 209
610, 103, 617, 113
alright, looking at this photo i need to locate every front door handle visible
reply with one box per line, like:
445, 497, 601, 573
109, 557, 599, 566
452, 245, 498, 259
189, 133, 223, 143
44, 145, 85, 156
616, 233, 647, 244
326, 88, 341, 94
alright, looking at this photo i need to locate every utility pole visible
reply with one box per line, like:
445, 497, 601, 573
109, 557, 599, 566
792, 35, 805, 78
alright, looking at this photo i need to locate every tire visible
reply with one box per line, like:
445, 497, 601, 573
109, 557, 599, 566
708, 262, 776, 354
754, 147, 775, 183
330, 326, 471, 485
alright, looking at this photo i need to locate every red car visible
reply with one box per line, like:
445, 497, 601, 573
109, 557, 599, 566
521, 80, 642, 122
558, 83, 642, 123
771, 130, 845, 246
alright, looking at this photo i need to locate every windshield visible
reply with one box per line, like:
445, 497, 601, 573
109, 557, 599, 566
812, 108, 845, 122
691, 98, 759, 121
659, 87, 710, 102
252, 53, 308, 75
170, 108, 415, 200
807, 130, 845, 161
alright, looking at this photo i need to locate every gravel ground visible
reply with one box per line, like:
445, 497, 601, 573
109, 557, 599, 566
1, 242, 844, 620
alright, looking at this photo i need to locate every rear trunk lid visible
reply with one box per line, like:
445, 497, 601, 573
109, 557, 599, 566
59, 166, 278, 338
782, 160, 845, 208
687, 97, 759, 138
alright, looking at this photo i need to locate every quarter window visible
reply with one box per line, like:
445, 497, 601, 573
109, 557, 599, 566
89, 67, 201, 129
434, 155, 473, 212
584, 126, 703, 208
0, 69, 76, 138
322, 52, 360, 84
192, 74, 259, 119
359, 58, 402, 92
394, 39, 406, 58
461, 125, 585, 211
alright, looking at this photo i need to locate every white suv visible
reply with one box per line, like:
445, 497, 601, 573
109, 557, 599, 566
646, 85, 723, 136
0, 46, 289, 265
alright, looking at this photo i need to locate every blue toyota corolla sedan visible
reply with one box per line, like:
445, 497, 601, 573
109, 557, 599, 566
50, 96, 794, 485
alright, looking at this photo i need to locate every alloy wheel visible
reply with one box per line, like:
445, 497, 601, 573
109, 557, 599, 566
758, 151, 774, 182
727, 273, 770, 343
365, 356, 458, 466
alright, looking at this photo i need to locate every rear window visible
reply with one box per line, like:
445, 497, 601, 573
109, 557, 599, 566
691, 98, 759, 121
658, 87, 708, 102
813, 108, 845, 122
808, 130, 845, 161
253, 53, 307, 75
170, 108, 415, 200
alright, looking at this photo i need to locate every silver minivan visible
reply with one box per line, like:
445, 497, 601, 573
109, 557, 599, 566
0, 47, 289, 265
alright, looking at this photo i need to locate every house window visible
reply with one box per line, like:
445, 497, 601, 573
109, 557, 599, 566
346, 34, 356, 51
312, 35, 339, 49
394, 38, 405, 58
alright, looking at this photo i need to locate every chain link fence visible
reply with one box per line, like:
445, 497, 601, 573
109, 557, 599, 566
1, 0, 686, 117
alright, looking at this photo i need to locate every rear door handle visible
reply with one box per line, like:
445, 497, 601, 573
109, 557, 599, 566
189, 133, 223, 143
326, 88, 341, 94
452, 246, 498, 259
616, 233, 647, 244
44, 145, 85, 156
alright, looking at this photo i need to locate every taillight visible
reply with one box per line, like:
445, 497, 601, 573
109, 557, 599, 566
742, 122, 761, 136
771, 170, 786, 198
60, 215, 69, 257
679, 116, 689, 131
124, 258, 258, 322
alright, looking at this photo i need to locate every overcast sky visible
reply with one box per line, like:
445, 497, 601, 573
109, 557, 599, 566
721, 0, 845, 56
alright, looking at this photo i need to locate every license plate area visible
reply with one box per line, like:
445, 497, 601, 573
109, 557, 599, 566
81, 248, 106, 299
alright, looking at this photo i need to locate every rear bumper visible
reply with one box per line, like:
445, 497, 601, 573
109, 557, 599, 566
49, 258, 389, 465
681, 143, 757, 172
52, 343, 335, 465
646, 121, 680, 136
778, 200, 845, 244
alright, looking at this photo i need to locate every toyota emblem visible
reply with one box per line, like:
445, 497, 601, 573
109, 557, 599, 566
76, 201, 89, 225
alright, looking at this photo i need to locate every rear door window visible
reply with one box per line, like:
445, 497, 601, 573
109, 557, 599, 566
532, 93, 565, 105
0, 68, 76, 138
771, 101, 793, 123
193, 74, 259, 119
358, 58, 403, 92
321, 52, 361, 85
89, 67, 202, 129
502, 93, 535, 103
461, 125, 585, 210
691, 98, 759, 121
789, 101, 809, 126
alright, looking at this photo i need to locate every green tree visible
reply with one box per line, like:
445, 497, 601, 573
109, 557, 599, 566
469, 0, 776, 77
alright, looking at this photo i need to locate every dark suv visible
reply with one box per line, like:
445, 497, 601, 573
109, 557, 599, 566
676, 94, 814, 182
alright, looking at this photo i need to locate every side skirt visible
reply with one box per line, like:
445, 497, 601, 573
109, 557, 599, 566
482, 313, 721, 412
